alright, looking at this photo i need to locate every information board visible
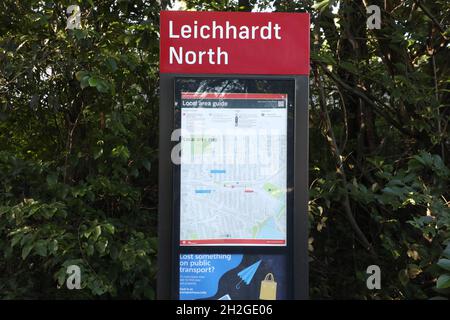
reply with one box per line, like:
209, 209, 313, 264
158, 11, 309, 300
178, 91, 288, 246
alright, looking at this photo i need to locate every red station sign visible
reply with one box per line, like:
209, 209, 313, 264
160, 11, 310, 75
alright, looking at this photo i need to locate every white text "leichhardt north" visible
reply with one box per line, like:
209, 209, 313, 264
167, 20, 282, 65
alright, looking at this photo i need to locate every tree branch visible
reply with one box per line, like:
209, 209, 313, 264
315, 66, 378, 259
416, 0, 448, 38
317, 62, 415, 138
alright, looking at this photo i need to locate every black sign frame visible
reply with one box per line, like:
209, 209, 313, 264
158, 74, 309, 300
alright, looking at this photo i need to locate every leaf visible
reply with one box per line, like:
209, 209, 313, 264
86, 244, 94, 256
149, 237, 158, 250
407, 249, 420, 261
57, 269, 66, 287
22, 243, 33, 260
437, 259, 450, 272
96, 238, 108, 254
48, 240, 58, 254
75, 71, 88, 81
73, 29, 86, 40
92, 225, 102, 241
398, 269, 409, 286
89, 76, 110, 93
76, 71, 90, 89
46, 173, 57, 187
408, 264, 422, 279
80, 79, 90, 89
103, 223, 115, 235
436, 274, 450, 289
95, 79, 110, 93
311, 51, 336, 65
88, 77, 98, 87
443, 244, 450, 259
340, 61, 358, 74
34, 240, 48, 257
94, 148, 103, 160
142, 159, 151, 172
112, 145, 130, 160
312, 0, 331, 12
11, 234, 23, 248
106, 57, 118, 72
20, 233, 33, 246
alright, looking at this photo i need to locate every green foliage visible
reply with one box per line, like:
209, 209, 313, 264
435, 244, 450, 295
0, 0, 160, 299
306, 0, 450, 299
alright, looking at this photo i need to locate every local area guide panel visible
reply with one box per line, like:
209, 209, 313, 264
179, 91, 288, 246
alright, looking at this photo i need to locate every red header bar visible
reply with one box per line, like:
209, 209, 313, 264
181, 92, 287, 100
180, 239, 286, 245
160, 11, 310, 75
